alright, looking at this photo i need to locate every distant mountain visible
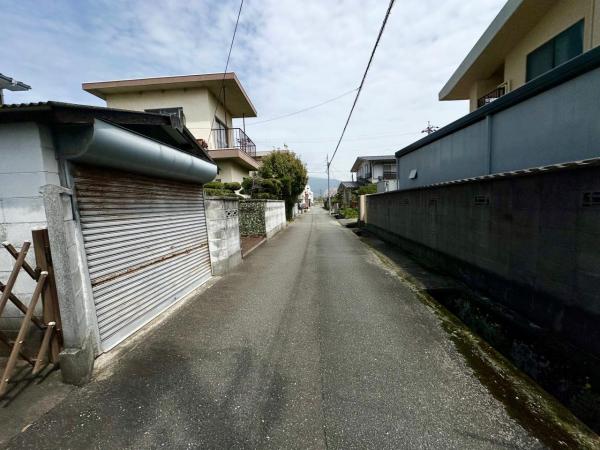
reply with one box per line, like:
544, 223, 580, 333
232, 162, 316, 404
308, 176, 342, 197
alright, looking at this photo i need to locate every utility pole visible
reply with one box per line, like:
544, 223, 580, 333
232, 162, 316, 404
326, 154, 331, 214
421, 121, 439, 135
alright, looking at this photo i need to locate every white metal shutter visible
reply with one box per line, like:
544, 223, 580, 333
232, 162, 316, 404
73, 165, 212, 350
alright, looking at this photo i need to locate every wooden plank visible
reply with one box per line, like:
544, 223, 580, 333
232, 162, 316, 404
2, 242, 39, 280
0, 242, 30, 317
0, 330, 34, 366
0, 282, 45, 330
32, 229, 62, 361
32, 322, 55, 375
0, 271, 47, 397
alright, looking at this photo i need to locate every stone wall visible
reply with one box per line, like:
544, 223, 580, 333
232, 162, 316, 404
239, 199, 286, 238
204, 197, 242, 275
364, 164, 600, 357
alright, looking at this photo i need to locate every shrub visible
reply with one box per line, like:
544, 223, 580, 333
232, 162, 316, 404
341, 207, 359, 219
204, 188, 238, 197
357, 184, 377, 195
204, 181, 224, 190
224, 182, 241, 192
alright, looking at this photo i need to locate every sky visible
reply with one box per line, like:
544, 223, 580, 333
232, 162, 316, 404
1, 0, 506, 182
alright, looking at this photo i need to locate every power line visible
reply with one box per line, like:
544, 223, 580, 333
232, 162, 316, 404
253, 130, 420, 145
327, 0, 395, 168
326, 0, 396, 210
207, 0, 244, 142
247, 88, 358, 126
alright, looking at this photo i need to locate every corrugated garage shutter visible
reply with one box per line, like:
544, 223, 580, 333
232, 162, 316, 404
73, 165, 212, 350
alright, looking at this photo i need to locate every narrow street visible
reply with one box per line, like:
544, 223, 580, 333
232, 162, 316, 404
5, 208, 539, 449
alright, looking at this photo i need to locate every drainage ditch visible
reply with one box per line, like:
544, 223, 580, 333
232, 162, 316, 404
426, 287, 600, 437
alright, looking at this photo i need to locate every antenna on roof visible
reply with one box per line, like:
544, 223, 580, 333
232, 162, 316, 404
0, 74, 31, 105
421, 121, 439, 135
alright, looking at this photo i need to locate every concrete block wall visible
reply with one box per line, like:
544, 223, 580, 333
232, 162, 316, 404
204, 197, 242, 275
264, 200, 286, 238
0, 122, 59, 331
364, 165, 600, 356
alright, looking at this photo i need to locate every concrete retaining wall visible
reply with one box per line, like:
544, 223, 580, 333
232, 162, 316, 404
364, 165, 600, 357
239, 199, 286, 238
204, 197, 242, 275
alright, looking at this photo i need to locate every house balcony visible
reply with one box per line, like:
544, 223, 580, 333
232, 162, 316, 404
395, 47, 600, 191
211, 127, 256, 157
476, 85, 506, 108
206, 127, 259, 172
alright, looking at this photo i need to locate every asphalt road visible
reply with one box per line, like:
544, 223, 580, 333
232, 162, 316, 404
4, 208, 541, 449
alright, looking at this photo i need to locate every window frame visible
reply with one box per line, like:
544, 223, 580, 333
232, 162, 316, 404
526, 20, 584, 82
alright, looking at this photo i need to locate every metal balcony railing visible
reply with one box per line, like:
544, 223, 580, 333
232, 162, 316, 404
477, 86, 506, 108
211, 127, 256, 157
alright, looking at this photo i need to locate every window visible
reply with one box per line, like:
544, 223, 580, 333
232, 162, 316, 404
383, 163, 397, 180
360, 162, 372, 180
213, 118, 229, 149
526, 20, 584, 82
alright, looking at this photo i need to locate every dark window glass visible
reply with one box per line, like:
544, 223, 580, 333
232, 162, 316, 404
526, 40, 554, 81
213, 118, 229, 148
526, 20, 584, 82
554, 20, 584, 65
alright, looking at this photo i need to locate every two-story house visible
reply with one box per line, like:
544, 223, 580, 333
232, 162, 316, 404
440, 0, 600, 111
350, 155, 397, 191
83, 72, 260, 183
396, 0, 600, 190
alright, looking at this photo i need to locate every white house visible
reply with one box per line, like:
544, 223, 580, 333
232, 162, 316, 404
351, 155, 397, 184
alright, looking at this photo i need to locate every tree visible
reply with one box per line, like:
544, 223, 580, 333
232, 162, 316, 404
244, 150, 308, 220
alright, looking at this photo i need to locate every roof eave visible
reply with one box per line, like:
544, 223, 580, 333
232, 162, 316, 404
439, 0, 524, 101
82, 72, 258, 118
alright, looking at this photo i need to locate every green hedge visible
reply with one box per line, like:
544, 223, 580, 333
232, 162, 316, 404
340, 207, 359, 219
204, 181, 241, 198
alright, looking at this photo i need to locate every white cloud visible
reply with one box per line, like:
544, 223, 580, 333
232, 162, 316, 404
0, 0, 506, 181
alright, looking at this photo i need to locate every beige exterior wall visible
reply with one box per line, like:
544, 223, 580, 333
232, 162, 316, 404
594, 0, 600, 46
468, 69, 504, 111
504, 0, 595, 91
214, 160, 249, 184
105, 87, 233, 147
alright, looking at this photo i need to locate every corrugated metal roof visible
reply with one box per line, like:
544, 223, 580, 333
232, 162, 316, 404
0, 101, 48, 108
373, 157, 600, 196
356, 155, 396, 161
0, 101, 213, 163
339, 181, 360, 189
351, 155, 396, 172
